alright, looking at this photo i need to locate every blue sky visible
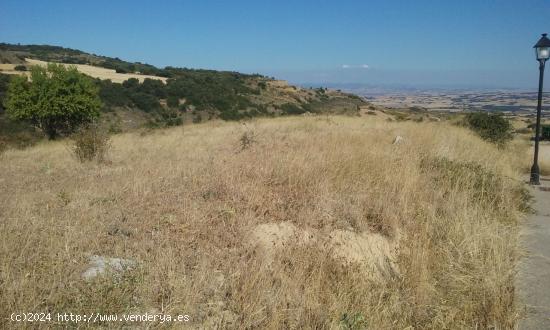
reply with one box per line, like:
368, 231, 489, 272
0, 0, 548, 88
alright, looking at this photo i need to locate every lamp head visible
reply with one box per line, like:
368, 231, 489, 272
534, 33, 550, 61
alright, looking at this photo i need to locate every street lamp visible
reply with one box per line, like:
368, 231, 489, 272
530, 33, 550, 185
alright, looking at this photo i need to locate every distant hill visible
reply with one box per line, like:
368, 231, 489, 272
0, 43, 367, 146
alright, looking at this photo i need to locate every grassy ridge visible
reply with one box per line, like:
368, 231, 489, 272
0, 42, 366, 145
0, 115, 529, 328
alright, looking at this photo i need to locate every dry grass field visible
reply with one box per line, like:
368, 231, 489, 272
0, 59, 168, 83
534, 143, 550, 175
0, 115, 530, 328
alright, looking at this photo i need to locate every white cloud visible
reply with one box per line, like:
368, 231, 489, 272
341, 64, 369, 69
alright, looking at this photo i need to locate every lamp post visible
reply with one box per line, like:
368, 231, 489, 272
530, 33, 550, 185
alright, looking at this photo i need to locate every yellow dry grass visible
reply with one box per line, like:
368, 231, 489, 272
536, 143, 550, 175
0, 115, 528, 328
21, 59, 167, 83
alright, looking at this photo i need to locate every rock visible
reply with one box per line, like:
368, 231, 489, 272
82, 255, 136, 280
392, 135, 404, 145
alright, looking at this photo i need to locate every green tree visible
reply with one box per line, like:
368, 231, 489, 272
464, 112, 513, 145
5, 64, 101, 139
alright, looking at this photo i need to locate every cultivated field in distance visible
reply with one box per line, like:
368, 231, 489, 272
0, 114, 530, 328
0, 58, 168, 83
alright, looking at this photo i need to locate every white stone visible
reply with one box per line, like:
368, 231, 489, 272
82, 255, 136, 280
392, 135, 404, 145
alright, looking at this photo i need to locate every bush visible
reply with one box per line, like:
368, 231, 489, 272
0, 139, 7, 156
14, 65, 26, 71
192, 114, 202, 123
98, 80, 131, 107
129, 92, 160, 112
238, 128, 256, 151
71, 123, 110, 162
514, 127, 531, 134
464, 112, 513, 145
542, 125, 550, 141
166, 96, 179, 108
422, 157, 530, 213
280, 103, 305, 115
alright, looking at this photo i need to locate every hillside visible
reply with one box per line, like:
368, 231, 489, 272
0, 115, 529, 328
0, 43, 366, 146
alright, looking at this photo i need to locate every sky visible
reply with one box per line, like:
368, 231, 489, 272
0, 0, 549, 89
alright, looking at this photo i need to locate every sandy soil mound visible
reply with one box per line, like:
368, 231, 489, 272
249, 222, 397, 279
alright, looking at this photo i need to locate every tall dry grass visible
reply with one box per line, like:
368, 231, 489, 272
0, 115, 528, 328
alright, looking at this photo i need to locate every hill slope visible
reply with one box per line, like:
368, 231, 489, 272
0, 43, 367, 146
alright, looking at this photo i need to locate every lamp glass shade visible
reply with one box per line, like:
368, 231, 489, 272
536, 46, 550, 60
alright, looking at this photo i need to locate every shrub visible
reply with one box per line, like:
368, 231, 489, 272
219, 110, 244, 121
108, 121, 122, 134
192, 114, 202, 123
514, 127, 531, 134
129, 92, 160, 112
14, 65, 26, 71
542, 125, 550, 141
421, 157, 530, 213
166, 96, 179, 108
464, 112, 513, 145
71, 123, 111, 162
98, 80, 131, 107
0, 139, 7, 156
280, 103, 306, 115
238, 126, 256, 151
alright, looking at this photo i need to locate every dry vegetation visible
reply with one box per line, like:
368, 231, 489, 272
0, 115, 530, 328
530, 143, 550, 175
0, 59, 168, 83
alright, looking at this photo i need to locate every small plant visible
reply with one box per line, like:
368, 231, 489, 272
193, 113, 202, 123
464, 112, 513, 145
339, 312, 368, 329
108, 121, 123, 134
57, 190, 71, 206
238, 124, 256, 151
514, 127, 531, 134
0, 140, 7, 157
71, 123, 111, 162
394, 113, 409, 121
14, 65, 27, 71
